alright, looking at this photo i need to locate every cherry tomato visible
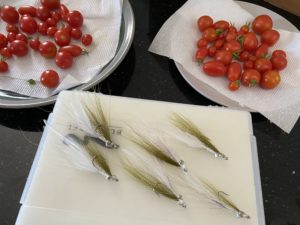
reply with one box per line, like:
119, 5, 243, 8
39, 41, 57, 58
82, 34, 93, 46
272, 50, 286, 58
6, 32, 16, 43
214, 39, 224, 49
260, 70, 280, 89
18, 6, 37, 17
255, 44, 269, 58
197, 38, 208, 48
0, 47, 12, 59
243, 60, 254, 70
10, 40, 28, 57
46, 18, 57, 27
241, 69, 261, 87
40, 69, 59, 88
36, 6, 50, 21
208, 46, 217, 57
47, 27, 57, 37
243, 32, 258, 52
40, 0, 60, 10
60, 4, 69, 21
223, 40, 241, 53
215, 50, 232, 65
203, 60, 227, 76
38, 22, 48, 35
271, 56, 287, 70
225, 32, 237, 42
55, 51, 73, 69
195, 47, 208, 63
228, 80, 240, 91
213, 20, 229, 30
19, 15, 38, 35
61, 24, 72, 34
202, 27, 217, 42
197, 15, 213, 32
0, 61, 8, 73
252, 15, 273, 34
239, 23, 250, 34
0, 34, 8, 49
261, 29, 280, 47
254, 58, 272, 73
0, 6, 19, 24
29, 39, 41, 51
51, 11, 61, 22
67, 10, 83, 28
71, 28, 82, 40
228, 25, 237, 33
6, 24, 19, 34
54, 28, 71, 47
239, 51, 250, 62
59, 44, 84, 57
15, 33, 28, 43
249, 55, 257, 62
227, 62, 242, 82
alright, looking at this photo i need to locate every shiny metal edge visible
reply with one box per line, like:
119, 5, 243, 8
0, 0, 135, 109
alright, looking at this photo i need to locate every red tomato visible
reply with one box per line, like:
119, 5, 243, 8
82, 34, 93, 46
36, 6, 50, 21
239, 51, 250, 62
40, 69, 59, 88
20, 15, 38, 35
261, 29, 280, 47
252, 15, 273, 34
67, 10, 83, 28
197, 38, 208, 48
40, 0, 60, 10
239, 23, 250, 34
271, 56, 287, 70
10, 40, 28, 57
29, 39, 41, 51
0, 47, 12, 59
18, 6, 37, 17
0, 34, 8, 49
249, 55, 257, 62
255, 44, 269, 58
71, 28, 82, 40
54, 28, 71, 47
51, 11, 61, 22
195, 47, 208, 63
260, 70, 281, 89
6, 32, 16, 43
272, 50, 286, 58
15, 33, 28, 43
59, 45, 83, 57
228, 80, 240, 91
208, 46, 217, 57
254, 58, 272, 73
222, 40, 241, 53
197, 15, 213, 32
0, 6, 19, 24
202, 27, 217, 42
241, 69, 261, 87
215, 50, 232, 65
38, 22, 48, 35
47, 27, 57, 37
213, 20, 229, 30
243, 32, 258, 52
203, 60, 227, 76
225, 32, 237, 42
227, 62, 242, 82
0, 61, 8, 73
228, 26, 237, 33
214, 39, 224, 49
46, 18, 57, 27
55, 51, 73, 69
60, 4, 69, 21
6, 24, 19, 34
39, 41, 57, 58
243, 60, 254, 70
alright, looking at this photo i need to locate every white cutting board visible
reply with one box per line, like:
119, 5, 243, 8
16, 91, 264, 225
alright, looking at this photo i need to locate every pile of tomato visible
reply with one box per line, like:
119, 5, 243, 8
195, 14, 287, 91
0, 0, 93, 88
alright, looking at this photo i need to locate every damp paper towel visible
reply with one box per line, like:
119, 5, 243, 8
149, 0, 300, 133
0, 0, 122, 98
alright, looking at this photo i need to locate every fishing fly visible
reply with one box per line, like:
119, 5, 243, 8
122, 148, 186, 208
170, 113, 228, 160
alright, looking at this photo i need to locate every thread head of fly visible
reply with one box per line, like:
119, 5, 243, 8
105, 140, 119, 149
178, 160, 188, 172
215, 153, 228, 160
177, 194, 186, 208
108, 175, 119, 182
236, 210, 250, 219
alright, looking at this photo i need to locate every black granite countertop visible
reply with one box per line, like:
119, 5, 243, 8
0, 0, 299, 224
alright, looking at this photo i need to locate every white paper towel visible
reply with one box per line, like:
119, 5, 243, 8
149, 0, 300, 133
0, 0, 122, 98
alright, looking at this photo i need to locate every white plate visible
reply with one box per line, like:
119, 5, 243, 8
176, 1, 298, 111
